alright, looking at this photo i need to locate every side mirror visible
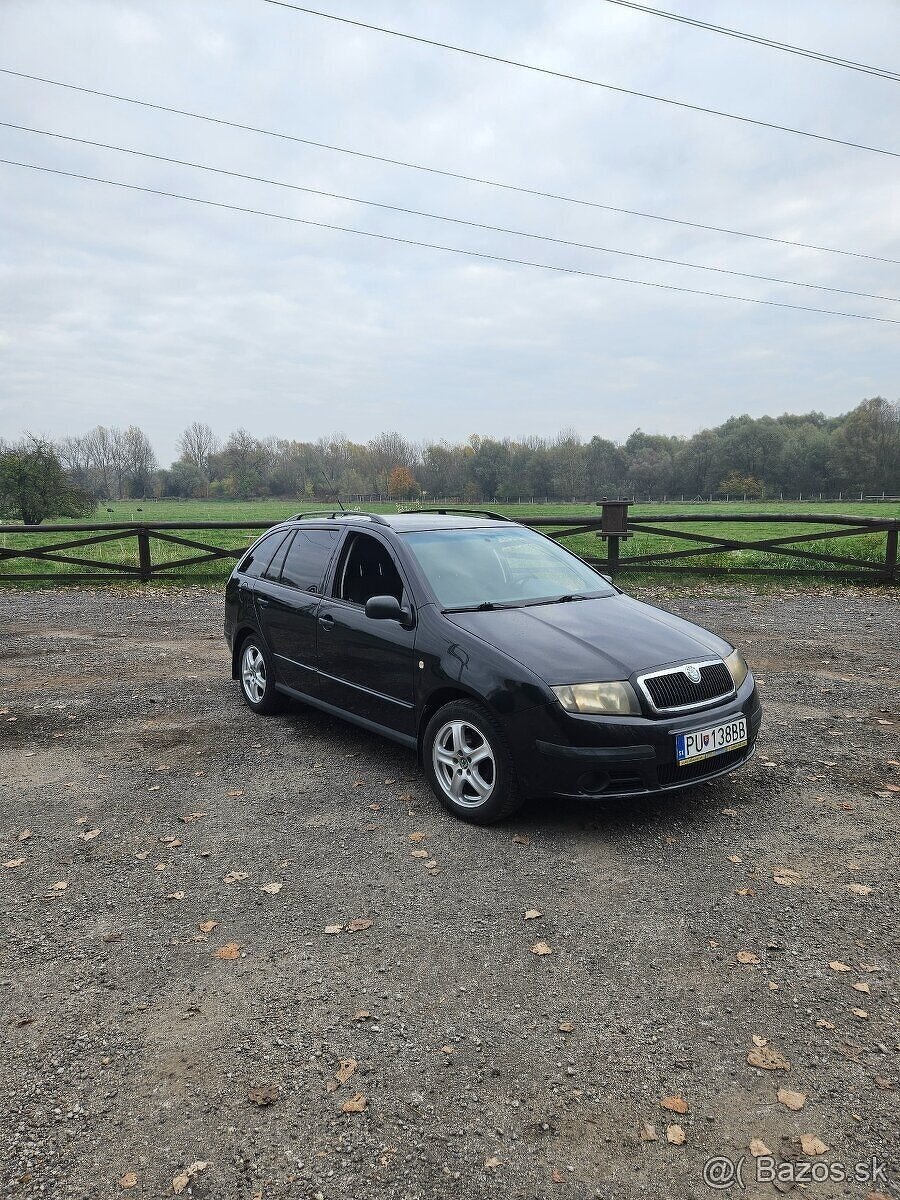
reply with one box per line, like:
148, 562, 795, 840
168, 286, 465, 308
365, 594, 412, 625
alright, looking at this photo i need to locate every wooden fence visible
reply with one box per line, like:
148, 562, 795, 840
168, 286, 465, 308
0, 505, 897, 583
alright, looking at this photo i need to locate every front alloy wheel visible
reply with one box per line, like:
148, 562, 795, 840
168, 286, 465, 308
424, 699, 523, 824
432, 719, 496, 808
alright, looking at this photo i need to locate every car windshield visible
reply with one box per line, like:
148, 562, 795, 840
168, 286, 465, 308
402, 526, 615, 610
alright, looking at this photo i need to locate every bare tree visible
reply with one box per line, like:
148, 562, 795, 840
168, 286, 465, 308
178, 422, 218, 480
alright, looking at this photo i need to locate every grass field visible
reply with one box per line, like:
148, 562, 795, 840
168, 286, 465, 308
1, 498, 897, 585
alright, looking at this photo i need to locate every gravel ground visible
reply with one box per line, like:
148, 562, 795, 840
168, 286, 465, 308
0, 584, 897, 1200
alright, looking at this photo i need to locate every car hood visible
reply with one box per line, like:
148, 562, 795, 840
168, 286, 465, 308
444, 593, 732, 684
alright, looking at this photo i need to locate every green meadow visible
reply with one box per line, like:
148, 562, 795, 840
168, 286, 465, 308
1, 498, 897, 585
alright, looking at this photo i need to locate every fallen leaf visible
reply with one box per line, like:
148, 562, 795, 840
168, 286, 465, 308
198, 919, 217, 933
727, 854, 742, 863
119, 1172, 138, 1189
213, 941, 241, 960
524, 909, 542, 920
135, 850, 150, 861
3, 858, 24, 869
666, 1124, 685, 1145
261, 882, 283, 894
424, 858, 437, 869
721, 807, 738, 816
777, 1088, 807, 1111
484, 1157, 502, 1170
747, 1044, 790, 1071
53, 880, 68, 891
848, 884, 873, 896
440, 1045, 456, 1054
165, 891, 185, 901
558, 1021, 575, 1033
531, 941, 553, 956
408, 831, 427, 842
752, 1035, 768, 1048
768, 981, 779, 991
335, 1059, 357, 1085
737, 950, 760, 965
852, 981, 870, 994
79, 828, 101, 842
551, 1168, 565, 1183
172, 1162, 207, 1195
324, 924, 343, 934
749, 1138, 771, 1157
341, 1093, 367, 1113
660, 1096, 688, 1114
816, 1019, 835, 1029
852, 1008, 868, 1019
180, 812, 205, 823
18, 829, 31, 842
227, 789, 244, 797
639, 1122, 658, 1141
410, 849, 428, 859
346, 918, 373, 932
773, 867, 801, 887
223, 871, 249, 884
829, 961, 851, 972
148, 785, 161, 792
735, 887, 756, 896
799, 1134, 829, 1156
352, 1010, 370, 1021
512, 833, 530, 845
247, 1084, 279, 1106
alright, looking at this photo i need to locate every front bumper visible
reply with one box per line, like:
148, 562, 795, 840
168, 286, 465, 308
511, 676, 761, 800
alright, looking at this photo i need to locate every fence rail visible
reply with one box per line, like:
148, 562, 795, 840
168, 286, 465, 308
0, 506, 897, 583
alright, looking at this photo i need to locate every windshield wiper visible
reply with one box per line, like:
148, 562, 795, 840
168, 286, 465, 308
443, 600, 519, 613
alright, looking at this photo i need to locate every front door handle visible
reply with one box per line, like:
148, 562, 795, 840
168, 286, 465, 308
257, 596, 271, 608
319, 613, 335, 630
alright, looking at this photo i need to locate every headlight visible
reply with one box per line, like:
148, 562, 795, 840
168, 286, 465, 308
551, 681, 640, 715
724, 648, 749, 688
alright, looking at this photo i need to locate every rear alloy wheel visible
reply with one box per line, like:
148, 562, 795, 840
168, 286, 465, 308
238, 635, 285, 714
424, 700, 523, 824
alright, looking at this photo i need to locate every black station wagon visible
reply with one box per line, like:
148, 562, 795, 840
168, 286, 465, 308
224, 510, 761, 823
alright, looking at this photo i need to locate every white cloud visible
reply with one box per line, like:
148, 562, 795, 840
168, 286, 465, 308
0, 0, 898, 460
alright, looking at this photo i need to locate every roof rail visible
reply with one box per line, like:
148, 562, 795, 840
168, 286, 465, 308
400, 507, 511, 521
289, 509, 390, 525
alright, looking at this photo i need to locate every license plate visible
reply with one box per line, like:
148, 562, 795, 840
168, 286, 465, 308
676, 717, 747, 765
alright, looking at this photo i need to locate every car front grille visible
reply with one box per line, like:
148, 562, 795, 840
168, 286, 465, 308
640, 661, 734, 712
657, 745, 748, 787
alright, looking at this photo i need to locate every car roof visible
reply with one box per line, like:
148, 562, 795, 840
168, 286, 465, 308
281, 512, 515, 533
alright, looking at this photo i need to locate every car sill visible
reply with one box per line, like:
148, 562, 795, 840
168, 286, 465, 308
273, 683, 417, 750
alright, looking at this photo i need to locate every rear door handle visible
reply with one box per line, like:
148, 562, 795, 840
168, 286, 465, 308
319, 613, 334, 630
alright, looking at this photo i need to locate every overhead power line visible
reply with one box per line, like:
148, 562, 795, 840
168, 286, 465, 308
2, 157, 897, 325
4, 119, 898, 306
260, 0, 900, 159
601, 0, 900, 83
1, 68, 896, 267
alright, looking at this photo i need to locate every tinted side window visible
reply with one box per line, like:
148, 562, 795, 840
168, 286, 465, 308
281, 528, 339, 591
335, 533, 405, 605
262, 530, 295, 582
237, 531, 286, 579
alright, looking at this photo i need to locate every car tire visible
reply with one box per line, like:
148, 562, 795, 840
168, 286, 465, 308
238, 634, 286, 715
423, 699, 524, 824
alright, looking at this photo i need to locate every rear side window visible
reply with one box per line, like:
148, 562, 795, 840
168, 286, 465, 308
236, 531, 287, 579
262, 531, 295, 582
281, 528, 339, 592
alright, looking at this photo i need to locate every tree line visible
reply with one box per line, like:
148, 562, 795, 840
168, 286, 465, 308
0, 398, 897, 522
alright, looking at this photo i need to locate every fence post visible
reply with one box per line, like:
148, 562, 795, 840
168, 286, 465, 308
137, 526, 152, 583
598, 499, 630, 577
885, 527, 898, 584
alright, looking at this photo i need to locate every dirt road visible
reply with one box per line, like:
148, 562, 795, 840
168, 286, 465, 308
1, 585, 897, 1199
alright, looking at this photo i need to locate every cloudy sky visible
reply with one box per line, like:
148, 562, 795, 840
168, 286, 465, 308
1, 0, 898, 463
